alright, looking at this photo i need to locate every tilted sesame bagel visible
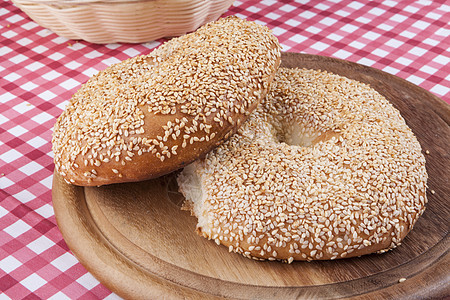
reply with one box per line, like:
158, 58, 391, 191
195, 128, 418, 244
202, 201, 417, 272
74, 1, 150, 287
52, 17, 281, 186
177, 67, 428, 262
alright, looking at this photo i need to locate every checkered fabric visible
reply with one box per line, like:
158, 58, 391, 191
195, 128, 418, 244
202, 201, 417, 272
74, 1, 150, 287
0, 0, 449, 298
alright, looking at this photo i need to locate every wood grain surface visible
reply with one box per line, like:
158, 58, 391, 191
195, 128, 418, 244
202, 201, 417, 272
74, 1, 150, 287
52, 53, 450, 299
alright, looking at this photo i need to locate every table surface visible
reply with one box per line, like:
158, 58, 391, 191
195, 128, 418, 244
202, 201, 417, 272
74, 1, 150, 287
0, 0, 449, 299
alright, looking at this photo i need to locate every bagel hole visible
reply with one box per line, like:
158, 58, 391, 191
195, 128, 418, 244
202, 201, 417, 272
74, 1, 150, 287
277, 122, 340, 147
277, 122, 319, 147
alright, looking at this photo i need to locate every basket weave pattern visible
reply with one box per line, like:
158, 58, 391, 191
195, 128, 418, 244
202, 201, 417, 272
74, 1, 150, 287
12, 0, 235, 43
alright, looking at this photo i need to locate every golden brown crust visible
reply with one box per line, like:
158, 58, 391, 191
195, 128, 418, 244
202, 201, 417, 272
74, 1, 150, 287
177, 68, 428, 262
52, 17, 281, 186
195, 205, 421, 261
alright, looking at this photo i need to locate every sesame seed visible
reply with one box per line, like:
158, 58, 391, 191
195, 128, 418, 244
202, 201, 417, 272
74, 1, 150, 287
52, 16, 281, 185
177, 67, 427, 262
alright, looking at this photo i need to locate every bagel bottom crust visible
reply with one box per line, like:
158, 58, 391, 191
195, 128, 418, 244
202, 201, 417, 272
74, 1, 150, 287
177, 68, 428, 262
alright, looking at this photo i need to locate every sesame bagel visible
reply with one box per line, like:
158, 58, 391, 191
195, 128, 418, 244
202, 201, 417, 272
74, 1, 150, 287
177, 67, 428, 262
52, 16, 281, 186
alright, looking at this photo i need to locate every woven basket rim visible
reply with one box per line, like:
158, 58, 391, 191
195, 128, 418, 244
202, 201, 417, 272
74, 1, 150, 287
11, 0, 234, 43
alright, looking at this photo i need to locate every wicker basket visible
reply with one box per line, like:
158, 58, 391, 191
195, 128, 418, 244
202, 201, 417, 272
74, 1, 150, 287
12, 0, 235, 43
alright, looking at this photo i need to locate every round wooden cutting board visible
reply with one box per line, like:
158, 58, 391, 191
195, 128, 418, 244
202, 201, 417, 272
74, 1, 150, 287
52, 53, 450, 299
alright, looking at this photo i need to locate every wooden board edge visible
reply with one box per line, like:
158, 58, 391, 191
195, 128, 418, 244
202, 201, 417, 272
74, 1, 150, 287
52, 170, 450, 299
52, 173, 220, 300
51, 53, 450, 299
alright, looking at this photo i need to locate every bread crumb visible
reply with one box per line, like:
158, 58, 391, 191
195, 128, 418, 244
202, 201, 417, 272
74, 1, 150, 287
398, 278, 407, 283
431, 189, 435, 194
425, 150, 430, 154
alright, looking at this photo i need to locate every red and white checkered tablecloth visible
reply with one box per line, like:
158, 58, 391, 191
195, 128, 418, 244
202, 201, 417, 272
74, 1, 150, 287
0, 0, 449, 298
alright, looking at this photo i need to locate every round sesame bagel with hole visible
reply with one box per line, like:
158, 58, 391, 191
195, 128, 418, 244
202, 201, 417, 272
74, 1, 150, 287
177, 67, 428, 262
52, 16, 281, 186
